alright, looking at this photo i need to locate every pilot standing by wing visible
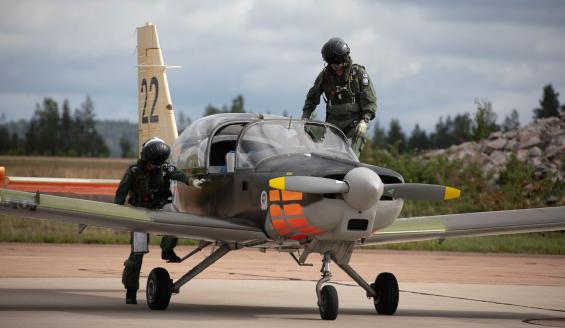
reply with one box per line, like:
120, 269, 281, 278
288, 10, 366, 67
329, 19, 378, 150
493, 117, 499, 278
114, 137, 203, 304
302, 37, 377, 157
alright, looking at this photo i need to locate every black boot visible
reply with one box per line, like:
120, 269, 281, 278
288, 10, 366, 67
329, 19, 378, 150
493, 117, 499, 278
161, 250, 181, 263
126, 289, 137, 304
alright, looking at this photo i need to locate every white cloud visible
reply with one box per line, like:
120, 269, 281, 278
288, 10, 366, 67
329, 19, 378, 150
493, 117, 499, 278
0, 0, 564, 134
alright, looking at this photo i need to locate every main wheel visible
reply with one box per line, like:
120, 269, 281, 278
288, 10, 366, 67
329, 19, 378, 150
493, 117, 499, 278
146, 267, 173, 310
372, 272, 399, 315
318, 285, 339, 320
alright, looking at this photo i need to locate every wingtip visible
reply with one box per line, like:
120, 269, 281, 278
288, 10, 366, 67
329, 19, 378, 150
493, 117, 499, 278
269, 177, 285, 190
444, 186, 461, 200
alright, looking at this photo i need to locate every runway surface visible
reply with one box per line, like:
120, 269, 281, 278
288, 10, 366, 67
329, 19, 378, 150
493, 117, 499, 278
0, 244, 564, 327
0, 278, 564, 328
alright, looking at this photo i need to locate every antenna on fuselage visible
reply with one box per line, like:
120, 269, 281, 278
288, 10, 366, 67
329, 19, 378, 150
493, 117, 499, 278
288, 115, 293, 130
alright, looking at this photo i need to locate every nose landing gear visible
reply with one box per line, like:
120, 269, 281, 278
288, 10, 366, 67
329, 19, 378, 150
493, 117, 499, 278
316, 252, 338, 320
312, 252, 399, 320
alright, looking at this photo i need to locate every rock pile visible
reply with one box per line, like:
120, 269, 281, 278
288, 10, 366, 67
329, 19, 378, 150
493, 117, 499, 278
425, 112, 565, 180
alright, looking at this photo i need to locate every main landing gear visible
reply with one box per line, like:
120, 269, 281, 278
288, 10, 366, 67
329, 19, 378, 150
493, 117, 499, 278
315, 252, 399, 320
145, 242, 236, 311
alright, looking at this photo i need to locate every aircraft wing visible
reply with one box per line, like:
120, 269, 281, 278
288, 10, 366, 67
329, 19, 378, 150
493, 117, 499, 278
0, 189, 267, 242
359, 206, 565, 246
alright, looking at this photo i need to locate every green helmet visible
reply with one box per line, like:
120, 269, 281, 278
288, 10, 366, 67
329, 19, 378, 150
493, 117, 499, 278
321, 37, 350, 64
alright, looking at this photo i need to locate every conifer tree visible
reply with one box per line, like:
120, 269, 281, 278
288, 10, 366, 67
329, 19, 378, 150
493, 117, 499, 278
386, 119, 406, 153
371, 120, 386, 150
533, 84, 560, 119
407, 124, 429, 151
502, 109, 520, 132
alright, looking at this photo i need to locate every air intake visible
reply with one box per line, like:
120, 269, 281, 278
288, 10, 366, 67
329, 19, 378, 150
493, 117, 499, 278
347, 219, 368, 231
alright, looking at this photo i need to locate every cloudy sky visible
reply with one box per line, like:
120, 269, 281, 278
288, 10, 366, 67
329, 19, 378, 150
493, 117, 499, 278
1, 0, 564, 132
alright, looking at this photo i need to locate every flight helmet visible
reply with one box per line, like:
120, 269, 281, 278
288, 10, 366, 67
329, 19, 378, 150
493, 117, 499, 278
141, 137, 170, 165
321, 37, 350, 64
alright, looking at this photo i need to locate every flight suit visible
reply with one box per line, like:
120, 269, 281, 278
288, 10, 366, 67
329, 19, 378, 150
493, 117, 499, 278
302, 61, 377, 156
114, 159, 189, 291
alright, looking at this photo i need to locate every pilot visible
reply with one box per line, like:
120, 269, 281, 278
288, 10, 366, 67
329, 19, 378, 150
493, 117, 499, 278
114, 137, 203, 304
302, 37, 377, 157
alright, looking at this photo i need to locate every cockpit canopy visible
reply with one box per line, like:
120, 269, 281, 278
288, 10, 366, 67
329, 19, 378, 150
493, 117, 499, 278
170, 113, 357, 172
237, 121, 357, 169
170, 113, 282, 169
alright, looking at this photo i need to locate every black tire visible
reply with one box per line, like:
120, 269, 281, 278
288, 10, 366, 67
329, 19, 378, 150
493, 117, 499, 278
146, 267, 173, 310
318, 285, 339, 320
372, 272, 399, 315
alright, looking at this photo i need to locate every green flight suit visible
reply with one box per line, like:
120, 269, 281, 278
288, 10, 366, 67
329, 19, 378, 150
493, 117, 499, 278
114, 159, 189, 291
302, 61, 377, 156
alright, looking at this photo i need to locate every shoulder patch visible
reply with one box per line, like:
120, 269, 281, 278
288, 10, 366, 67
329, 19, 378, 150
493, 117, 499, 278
362, 77, 369, 86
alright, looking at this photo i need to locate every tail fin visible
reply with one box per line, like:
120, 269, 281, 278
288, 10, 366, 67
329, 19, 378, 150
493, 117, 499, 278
136, 22, 179, 153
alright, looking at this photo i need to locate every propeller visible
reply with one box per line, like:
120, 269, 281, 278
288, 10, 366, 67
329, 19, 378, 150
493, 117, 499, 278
269, 176, 349, 194
382, 183, 460, 201
269, 169, 460, 202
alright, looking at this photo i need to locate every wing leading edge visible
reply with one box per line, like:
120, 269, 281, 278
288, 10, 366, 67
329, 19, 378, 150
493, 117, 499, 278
360, 206, 565, 246
0, 189, 266, 242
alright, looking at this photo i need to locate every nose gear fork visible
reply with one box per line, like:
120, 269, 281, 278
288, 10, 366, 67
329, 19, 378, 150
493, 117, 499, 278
316, 252, 333, 303
316, 251, 339, 320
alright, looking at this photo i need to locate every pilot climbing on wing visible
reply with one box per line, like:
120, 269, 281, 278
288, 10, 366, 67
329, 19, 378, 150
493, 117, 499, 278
302, 37, 377, 157
114, 137, 204, 304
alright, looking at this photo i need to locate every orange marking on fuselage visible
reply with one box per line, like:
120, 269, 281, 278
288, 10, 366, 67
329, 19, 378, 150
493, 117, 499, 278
288, 217, 308, 228
271, 219, 288, 230
289, 234, 307, 240
269, 205, 283, 217
299, 226, 320, 235
278, 229, 291, 236
269, 190, 280, 202
283, 204, 303, 216
281, 190, 302, 201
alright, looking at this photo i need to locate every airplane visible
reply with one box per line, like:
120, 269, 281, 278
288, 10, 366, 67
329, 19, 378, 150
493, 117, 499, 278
1, 22, 564, 320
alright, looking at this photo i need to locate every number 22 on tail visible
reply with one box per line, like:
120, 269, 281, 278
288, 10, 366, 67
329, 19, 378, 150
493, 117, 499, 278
141, 77, 159, 124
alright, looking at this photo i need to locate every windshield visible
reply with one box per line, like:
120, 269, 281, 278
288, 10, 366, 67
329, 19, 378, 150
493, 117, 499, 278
237, 120, 357, 168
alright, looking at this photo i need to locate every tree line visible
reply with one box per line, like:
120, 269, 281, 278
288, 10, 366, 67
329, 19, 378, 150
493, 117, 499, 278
371, 84, 565, 153
0, 96, 109, 157
1, 85, 563, 157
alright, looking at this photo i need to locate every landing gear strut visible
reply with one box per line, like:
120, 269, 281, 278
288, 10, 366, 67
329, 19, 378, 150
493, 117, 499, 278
316, 252, 338, 320
145, 241, 264, 311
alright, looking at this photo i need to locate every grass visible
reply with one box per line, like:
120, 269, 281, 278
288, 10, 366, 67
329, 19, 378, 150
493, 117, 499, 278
1, 154, 564, 254
0, 215, 196, 245
0, 155, 132, 179
368, 232, 565, 254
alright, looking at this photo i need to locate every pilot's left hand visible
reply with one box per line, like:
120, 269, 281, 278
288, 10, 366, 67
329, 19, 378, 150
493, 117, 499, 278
191, 178, 206, 189
355, 120, 368, 138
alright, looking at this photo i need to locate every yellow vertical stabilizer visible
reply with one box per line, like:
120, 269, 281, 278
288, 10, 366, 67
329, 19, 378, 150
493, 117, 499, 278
136, 22, 178, 153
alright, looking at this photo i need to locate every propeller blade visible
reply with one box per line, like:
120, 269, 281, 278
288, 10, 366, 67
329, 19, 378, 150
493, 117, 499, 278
269, 176, 349, 194
383, 183, 461, 201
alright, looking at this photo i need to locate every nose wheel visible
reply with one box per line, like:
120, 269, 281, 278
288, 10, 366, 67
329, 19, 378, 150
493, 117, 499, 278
316, 252, 338, 320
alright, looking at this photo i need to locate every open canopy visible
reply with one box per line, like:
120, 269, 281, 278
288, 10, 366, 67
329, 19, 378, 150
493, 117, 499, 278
237, 120, 357, 169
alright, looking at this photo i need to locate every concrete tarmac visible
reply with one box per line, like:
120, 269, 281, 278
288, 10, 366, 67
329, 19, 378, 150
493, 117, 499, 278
0, 244, 564, 327
1, 278, 564, 327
